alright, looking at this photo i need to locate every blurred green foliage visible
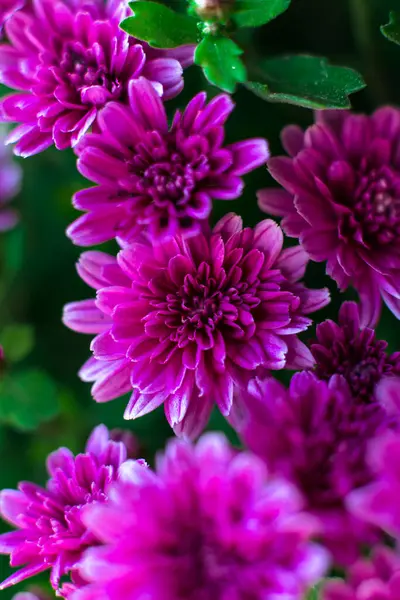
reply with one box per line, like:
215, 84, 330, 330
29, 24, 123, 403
1, 0, 400, 596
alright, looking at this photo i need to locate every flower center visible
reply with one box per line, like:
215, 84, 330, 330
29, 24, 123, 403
60, 42, 123, 105
142, 162, 196, 205
314, 338, 390, 402
354, 167, 400, 244
156, 262, 260, 351
132, 141, 210, 210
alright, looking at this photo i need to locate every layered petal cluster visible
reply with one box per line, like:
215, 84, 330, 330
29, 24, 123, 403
310, 301, 400, 402
240, 372, 396, 564
323, 546, 400, 600
259, 108, 400, 326
0, 0, 24, 36
0, 129, 21, 231
348, 380, 400, 539
63, 213, 329, 438
67, 78, 269, 246
73, 433, 329, 600
0, 425, 138, 596
0, 0, 192, 155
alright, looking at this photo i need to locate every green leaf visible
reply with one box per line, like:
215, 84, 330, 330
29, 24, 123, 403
0, 369, 60, 430
0, 324, 34, 364
194, 36, 247, 93
381, 11, 400, 46
246, 55, 366, 109
233, 0, 291, 28
120, 2, 199, 48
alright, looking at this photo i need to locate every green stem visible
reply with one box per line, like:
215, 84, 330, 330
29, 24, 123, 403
349, 0, 387, 104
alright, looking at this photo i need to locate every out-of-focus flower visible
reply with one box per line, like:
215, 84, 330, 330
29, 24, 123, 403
323, 546, 400, 600
67, 78, 269, 246
310, 301, 400, 402
0, 130, 21, 231
348, 379, 400, 539
0, 0, 24, 37
63, 214, 329, 438
240, 371, 395, 564
0, 0, 193, 156
72, 433, 329, 600
12, 586, 51, 600
0, 425, 139, 596
258, 107, 400, 326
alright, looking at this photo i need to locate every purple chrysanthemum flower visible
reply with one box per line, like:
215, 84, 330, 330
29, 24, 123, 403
0, 130, 21, 231
240, 371, 396, 564
0, 0, 24, 37
348, 379, 400, 539
0, 424, 139, 596
0, 0, 193, 156
258, 107, 400, 326
67, 78, 269, 246
323, 546, 400, 600
63, 213, 329, 438
72, 433, 329, 600
310, 301, 400, 402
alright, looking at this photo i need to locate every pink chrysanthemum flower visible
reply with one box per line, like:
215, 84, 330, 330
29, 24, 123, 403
240, 371, 396, 564
0, 0, 193, 156
0, 129, 21, 231
348, 379, 400, 539
323, 546, 400, 600
310, 301, 400, 403
63, 213, 329, 438
0, 0, 24, 37
0, 425, 140, 596
72, 433, 329, 600
67, 78, 269, 245
258, 108, 400, 326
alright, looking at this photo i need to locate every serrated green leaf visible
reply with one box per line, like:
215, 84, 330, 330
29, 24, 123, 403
233, 0, 291, 28
246, 55, 366, 109
194, 36, 247, 93
0, 369, 59, 430
381, 11, 400, 46
0, 324, 34, 363
120, 2, 199, 48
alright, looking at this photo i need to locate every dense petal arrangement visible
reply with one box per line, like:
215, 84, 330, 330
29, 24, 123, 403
310, 301, 400, 402
348, 381, 400, 539
0, 425, 136, 596
67, 78, 269, 246
63, 214, 329, 438
0, 0, 192, 156
323, 546, 400, 600
240, 371, 396, 564
0, 129, 21, 231
258, 107, 400, 326
73, 433, 329, 600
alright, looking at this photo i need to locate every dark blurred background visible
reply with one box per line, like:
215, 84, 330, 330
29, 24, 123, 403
1, 0, 400, 596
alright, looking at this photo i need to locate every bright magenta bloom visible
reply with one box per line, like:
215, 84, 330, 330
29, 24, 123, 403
63, 214, 329, 438
259, 108, 400, 326
0, 0, 192, 155
68, 78, 269, 245
348, 379, 400, 539
323, 546, 400, 600
240, 371, 395, 564
73, 433, 329, 600
0, 425, 138, 596
310, 301, 400, 402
